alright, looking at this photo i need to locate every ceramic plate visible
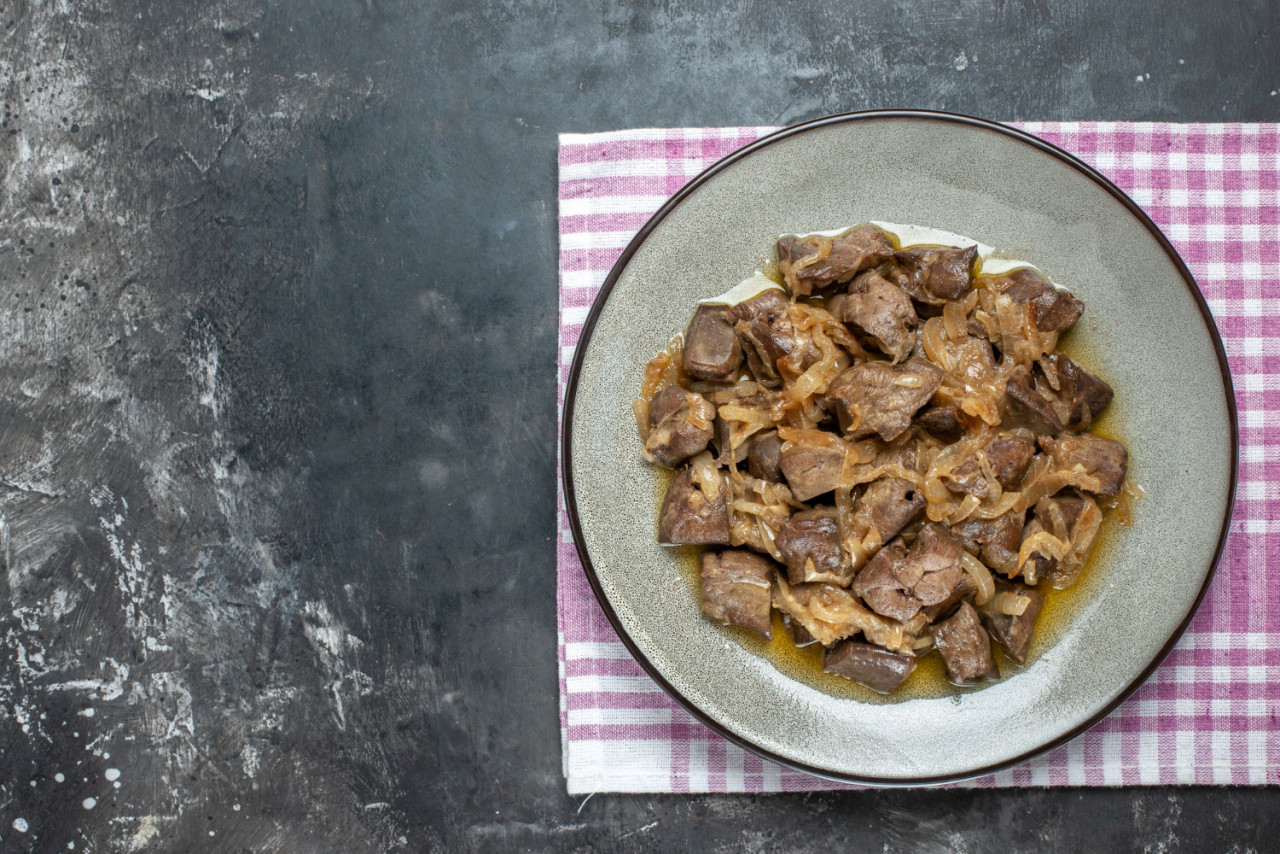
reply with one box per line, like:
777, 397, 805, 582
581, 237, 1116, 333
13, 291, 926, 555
561, 111, 1237, 784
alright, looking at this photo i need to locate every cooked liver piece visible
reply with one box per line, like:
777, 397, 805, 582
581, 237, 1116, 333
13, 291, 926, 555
776, 225, 894, 297
853, 524, 965, 622
1041, 353, 1114, 431
731, 290, 812, 383
825, 355, 944, 442
853, 475, 925, 542
1003, 365, 1065, 436
658, 467, 731, 545
1042, 433, 1128, 495
892, 244, 978, 304
952, 510, 1025, 576
832, 270, 918, 363
909, 524, 968, 604
987, 267, 1084, 333
778, 439, 845, 501
916, 406, 964, 442
747, 430, 783, 482
987, 433, 1037, 486
823, 641, 917, 693
977, 580, 1045, 664
643, 386, 716, 468
700, 550, 776, 639
683, 304, 742, 382
922, 571, 977, 622
775, 506, 850, 586
930, 601, 998, 683
944, 432, 1035, 499
851, 540, 915, 620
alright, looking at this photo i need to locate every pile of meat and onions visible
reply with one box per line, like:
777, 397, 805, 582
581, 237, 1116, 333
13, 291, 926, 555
634, 222, 1135, 694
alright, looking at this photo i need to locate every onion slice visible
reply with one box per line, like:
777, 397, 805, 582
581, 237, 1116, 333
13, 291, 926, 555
961, 551, 996, 605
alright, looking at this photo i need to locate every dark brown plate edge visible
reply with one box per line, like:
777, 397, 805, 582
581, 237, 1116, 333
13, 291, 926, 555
559, 108, 1240, 787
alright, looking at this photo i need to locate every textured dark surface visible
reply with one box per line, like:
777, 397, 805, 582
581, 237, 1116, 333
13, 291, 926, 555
0, 0, 1276, 851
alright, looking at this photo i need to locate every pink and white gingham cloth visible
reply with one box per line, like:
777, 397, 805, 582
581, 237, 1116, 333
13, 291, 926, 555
556, 123, 1280, 793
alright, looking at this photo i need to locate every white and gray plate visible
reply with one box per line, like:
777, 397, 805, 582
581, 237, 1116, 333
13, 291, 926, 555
561, 111, 1237, 785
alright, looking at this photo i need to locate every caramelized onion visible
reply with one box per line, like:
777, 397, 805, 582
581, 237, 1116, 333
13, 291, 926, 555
632, 398, 651, 440
639, 335, 683, 400
942, 298, 968, 344
961, 551, 996, 605
689, 451, 722, 501
947, 493, 982, 525
792, 235, 833, 271
991, 591, 1031, 616
1015, 530, 1071, 576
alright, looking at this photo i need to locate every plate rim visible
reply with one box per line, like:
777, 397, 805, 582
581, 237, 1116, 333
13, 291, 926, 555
560, 108, 1240, 786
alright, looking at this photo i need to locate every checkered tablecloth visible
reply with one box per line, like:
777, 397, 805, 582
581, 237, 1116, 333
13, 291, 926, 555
556, 123, 1280, 793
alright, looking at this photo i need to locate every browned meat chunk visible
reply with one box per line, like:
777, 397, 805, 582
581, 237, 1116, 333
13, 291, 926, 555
643, 386, 716, 468
916, 406, 963, 442
908, 523, 968, 605
778, 437, 844, 502
830, 270, 918, 363
892, 244, 978, 305
852, 475, 925, 543
658, 467, 731, 545
823, 641, 917, 693
1003, 365, 1064, 436
747, 430, 783, 482
952, 510, 1025, 576
921, 571, 977, 622
931, 601, 998, 683
776, 225, 894, 297
683, 304, 742, 382
825, 355, 944, 442
775, 507, 851, 586
1042, 433, 1128, 495
1041, 353, 1114, 431
700, 550, 776, 639
943, 432, 1035, 500
977, 580, 1045, 664
853, 524, 965, 622
731, 290, 815, 383
986, 433, 1037, 487
987, 267, 1084, 333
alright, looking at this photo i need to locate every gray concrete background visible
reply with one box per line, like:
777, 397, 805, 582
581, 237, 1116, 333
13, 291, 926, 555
0, 0, 1275, 851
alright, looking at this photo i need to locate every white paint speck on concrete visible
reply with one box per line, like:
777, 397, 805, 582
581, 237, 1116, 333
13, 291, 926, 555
82, 797, 97, 810
54, 772, 65, 783
12, 818, 29, 833
104, 768, 121, 782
